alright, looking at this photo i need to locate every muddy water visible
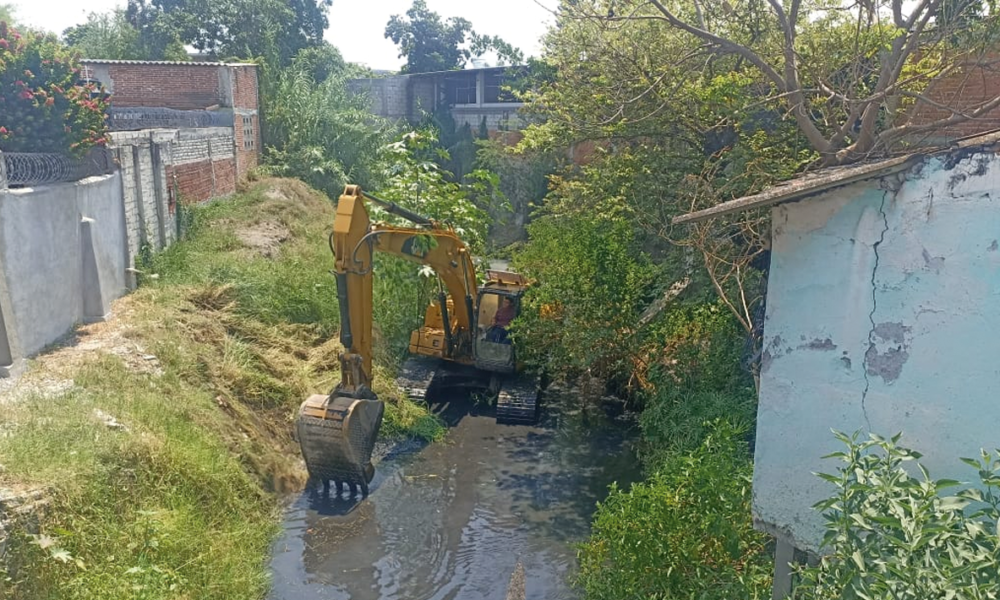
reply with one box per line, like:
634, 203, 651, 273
268, 391, 639, 600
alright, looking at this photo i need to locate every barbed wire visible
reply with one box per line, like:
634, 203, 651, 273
108, 107, 233, 131
1, 148, 115, 188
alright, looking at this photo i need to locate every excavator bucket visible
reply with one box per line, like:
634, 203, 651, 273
297, 395, 384, 495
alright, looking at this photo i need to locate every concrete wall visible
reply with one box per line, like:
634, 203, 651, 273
0, 174, 127, 362
349, 70, 526, 134
349, 77, 412, 121
754, 149, 1000, 552
0, 127, 221, 371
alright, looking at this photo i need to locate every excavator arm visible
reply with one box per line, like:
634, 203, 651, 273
296, 185, 478, 495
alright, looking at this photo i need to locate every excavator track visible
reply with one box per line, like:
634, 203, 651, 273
396, 356, 439, 401
495, 375, 540, 425
297, 394, 384, 495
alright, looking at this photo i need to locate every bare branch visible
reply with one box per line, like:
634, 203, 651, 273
892, 0, 905, 27
645, 0, 833, 155
644, 0, 786, 89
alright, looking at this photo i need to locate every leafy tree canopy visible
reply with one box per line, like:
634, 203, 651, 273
125, 0, 332, 65
385, 0, 524, 73
0, 4, 16, 26
536, 0, 1000, 166
63, 10, 150, 60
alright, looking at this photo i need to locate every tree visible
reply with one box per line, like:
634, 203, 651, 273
63, 10, 145, 60
385, 0, 473, 73
557, 0, 1000, 166
0, 4, 16, 26
385, 0, 525, 73
125, 0, 332, 64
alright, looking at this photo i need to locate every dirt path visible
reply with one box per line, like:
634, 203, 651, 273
0, 295, 161, 405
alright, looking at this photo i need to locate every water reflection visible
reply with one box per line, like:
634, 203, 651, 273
269, 391, 639, 600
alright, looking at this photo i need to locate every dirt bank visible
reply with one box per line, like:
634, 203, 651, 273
0, 179, 442, 600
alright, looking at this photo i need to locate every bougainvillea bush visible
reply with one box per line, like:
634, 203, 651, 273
0, 22, 109, 154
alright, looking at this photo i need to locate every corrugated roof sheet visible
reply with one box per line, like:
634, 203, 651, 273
80, 59, 257, 67
673, 129, 1000, 225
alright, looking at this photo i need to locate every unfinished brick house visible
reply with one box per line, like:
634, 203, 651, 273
906, 58, 1000, 143
80, 59, 261, 203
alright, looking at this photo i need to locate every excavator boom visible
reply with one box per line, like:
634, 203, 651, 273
296, 185, 478, 495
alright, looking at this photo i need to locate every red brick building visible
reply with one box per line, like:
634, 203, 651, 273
80, 60, 261, 203
905, 58, 1000, 143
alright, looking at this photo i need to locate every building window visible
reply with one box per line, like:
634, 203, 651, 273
484, 71, 516, 104
443, 73, 478, 105
242, 116, 255, 150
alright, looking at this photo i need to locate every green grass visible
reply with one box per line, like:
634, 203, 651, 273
0, 179, 444, 600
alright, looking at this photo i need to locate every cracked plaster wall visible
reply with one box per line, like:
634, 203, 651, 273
753, 150, 1000, 552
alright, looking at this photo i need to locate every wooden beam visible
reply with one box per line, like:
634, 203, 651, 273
673, 155, 919, 225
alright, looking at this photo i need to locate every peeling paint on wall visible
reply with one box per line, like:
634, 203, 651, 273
753, 150, 1000, 552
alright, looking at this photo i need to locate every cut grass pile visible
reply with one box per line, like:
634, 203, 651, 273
0, 179, 444, 599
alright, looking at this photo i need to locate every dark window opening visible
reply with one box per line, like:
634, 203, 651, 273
242, 115, 255, 150
443, 73, 477, 105
484, 71, 516, 104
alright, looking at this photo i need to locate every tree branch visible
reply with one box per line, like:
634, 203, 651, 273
878, 93, 1000, 145
645, 0, 833, 155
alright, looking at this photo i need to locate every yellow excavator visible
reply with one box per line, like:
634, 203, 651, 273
296, 185, 539, 495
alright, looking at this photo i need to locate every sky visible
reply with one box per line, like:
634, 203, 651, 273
6, 0, 555, 70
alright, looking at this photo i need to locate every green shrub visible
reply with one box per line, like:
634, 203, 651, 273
795, 431, 1000, 600
0, 22, 109, 153
260, 66, 390, 198
640, 302, 757, 458
577, 420, 773, 600
512, 213, 656, 380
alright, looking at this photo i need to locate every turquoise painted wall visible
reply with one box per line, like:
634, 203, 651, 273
753, 150, 1000, 551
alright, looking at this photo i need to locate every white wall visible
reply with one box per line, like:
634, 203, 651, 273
754, 150, 1000, 552
0, 174, 128, 360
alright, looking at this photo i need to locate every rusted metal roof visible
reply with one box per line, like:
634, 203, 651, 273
673, 130, 1000, 225
80, 59, 257, 67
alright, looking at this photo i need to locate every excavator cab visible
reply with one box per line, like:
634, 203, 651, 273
474, 288, 520, 374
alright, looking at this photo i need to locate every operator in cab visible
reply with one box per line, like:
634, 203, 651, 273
487, 296, 516, 344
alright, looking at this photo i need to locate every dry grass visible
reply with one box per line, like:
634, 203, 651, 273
0, 179, 443, 600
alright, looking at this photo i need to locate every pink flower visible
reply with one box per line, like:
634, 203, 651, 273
0, 127, 7, 135
44, 97, 54, 106
18, 90, 32, 100
0, 39, 8, 50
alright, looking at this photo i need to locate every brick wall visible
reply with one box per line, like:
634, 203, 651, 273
906, 59, 1000, 141
167, 160, 236, 203
230, 65, 260, 178
167, 128, 237, 203
231, 66, 259, 111
82, 60, 262, 183
101, 64, 223, 109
